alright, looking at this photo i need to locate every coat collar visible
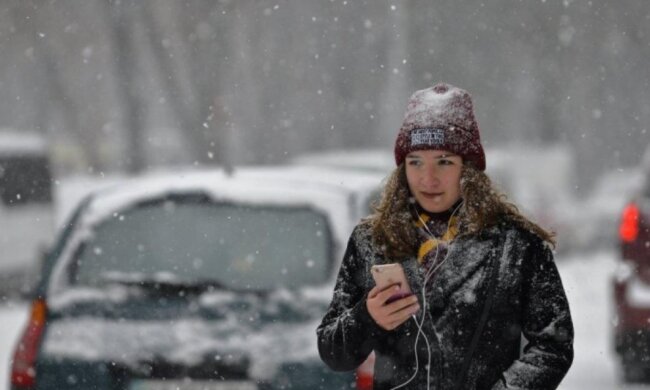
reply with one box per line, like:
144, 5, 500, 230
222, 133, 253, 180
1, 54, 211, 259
401, 224, 504, 306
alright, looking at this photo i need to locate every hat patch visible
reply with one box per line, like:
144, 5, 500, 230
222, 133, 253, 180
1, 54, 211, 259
410, 128, 445, 147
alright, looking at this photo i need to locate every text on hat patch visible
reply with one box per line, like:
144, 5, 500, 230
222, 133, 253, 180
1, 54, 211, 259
410, 128, 445, 147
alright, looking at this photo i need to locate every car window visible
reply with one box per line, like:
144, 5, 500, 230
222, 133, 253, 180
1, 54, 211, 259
71, 197, 332, 291
0, 156, 53, 206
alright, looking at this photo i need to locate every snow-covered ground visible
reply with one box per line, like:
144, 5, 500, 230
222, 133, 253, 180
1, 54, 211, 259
1, 249, 649, 389
558, 250, 642, 390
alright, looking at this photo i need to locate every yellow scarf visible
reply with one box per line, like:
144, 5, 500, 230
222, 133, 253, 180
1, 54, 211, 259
415, 213, 459, 264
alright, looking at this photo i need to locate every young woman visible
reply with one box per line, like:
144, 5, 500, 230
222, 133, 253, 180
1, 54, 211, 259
317, 83, 574, 389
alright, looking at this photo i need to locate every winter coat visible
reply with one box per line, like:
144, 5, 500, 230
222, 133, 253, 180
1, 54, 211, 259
316, 218, 574, 390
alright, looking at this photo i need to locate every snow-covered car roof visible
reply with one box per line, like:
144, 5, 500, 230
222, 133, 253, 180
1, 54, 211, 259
72, 167, 358, 235
47, 167, 365, 297
0, 128, 48, 156
237, 165, 386, 221
240, 164, 386, 192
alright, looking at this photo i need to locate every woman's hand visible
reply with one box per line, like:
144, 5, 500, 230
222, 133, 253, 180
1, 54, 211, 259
366, 284, 420, 330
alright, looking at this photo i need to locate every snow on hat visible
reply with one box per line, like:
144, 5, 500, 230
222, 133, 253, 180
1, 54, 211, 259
394, 82, 486, 171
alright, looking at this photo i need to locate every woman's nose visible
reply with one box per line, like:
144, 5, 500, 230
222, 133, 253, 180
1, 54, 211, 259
420, 167, 440, 187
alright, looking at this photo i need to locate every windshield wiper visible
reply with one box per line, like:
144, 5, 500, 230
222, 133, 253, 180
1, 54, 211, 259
102, 277, 230, 296
143, 279, 229, 296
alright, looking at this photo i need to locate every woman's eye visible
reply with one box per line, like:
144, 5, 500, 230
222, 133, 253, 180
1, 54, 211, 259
439, 159, 453, 165
407, 160, 421, 167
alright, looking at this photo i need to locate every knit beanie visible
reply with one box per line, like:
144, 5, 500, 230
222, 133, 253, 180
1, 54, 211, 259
394, 83, 486, 171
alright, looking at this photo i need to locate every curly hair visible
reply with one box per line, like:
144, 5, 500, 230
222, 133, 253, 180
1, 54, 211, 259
366, 163, 556, 259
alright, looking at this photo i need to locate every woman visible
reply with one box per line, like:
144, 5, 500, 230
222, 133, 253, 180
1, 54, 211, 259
317, 83, 573, 389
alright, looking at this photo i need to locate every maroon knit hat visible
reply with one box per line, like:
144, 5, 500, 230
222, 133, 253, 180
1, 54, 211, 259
394, 83, 486, 171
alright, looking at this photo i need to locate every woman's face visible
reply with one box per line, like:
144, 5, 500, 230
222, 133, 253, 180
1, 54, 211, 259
405, 149, 463, 213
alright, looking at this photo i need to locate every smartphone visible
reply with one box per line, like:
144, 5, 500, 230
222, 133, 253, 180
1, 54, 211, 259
371, 263, 413, 303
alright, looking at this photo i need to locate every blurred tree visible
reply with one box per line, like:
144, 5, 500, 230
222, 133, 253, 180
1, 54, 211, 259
0, 0, 649, 189
102, 0, 146, 173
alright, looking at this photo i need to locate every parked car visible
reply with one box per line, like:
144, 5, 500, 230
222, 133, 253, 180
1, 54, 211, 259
0, 129, 55, 297
613, 149, 650, 383
10, 166, 383, 390
569, 167, 643, 251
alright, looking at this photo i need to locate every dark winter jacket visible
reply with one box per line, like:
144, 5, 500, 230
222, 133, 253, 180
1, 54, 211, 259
317, 219, 574, 390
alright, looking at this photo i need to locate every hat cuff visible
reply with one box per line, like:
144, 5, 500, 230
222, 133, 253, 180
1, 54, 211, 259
394, 127, 485, 170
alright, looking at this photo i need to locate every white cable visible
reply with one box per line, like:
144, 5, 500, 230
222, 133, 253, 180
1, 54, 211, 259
387, 315, 423, 390
388, 200, 464, 390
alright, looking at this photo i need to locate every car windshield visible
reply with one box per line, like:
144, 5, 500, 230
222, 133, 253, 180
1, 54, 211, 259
71, 196, 332, 291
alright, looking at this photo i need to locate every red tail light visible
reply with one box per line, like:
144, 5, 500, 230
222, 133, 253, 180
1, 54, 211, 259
355, 352, 375, 390
620, 203, 640, 243
11, 298, 47, 388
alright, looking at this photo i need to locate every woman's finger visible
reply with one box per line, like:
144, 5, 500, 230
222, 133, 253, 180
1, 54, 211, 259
384, 294, 419, 314
386, 304, 421, 329
376, 284, 404, 303
367, 285, 382, 299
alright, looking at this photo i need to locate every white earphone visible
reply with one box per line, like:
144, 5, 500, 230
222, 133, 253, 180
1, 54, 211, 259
389, 199, 464, 390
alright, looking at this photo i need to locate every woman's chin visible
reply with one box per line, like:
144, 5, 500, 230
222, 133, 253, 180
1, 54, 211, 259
419, 202, 449, 213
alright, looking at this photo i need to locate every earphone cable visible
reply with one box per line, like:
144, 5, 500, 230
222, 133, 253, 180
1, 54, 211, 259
390, 199, 464, 390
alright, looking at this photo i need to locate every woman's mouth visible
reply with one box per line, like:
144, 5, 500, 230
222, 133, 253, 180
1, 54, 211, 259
421, 192, 443, 199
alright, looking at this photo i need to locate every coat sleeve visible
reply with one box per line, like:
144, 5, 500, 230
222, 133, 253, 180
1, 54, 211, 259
492, 239, 574, 390
316, 230, 388, 371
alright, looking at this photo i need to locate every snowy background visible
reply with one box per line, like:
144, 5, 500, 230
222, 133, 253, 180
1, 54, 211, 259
0, 1, 649, 189
2, 1, 650, 388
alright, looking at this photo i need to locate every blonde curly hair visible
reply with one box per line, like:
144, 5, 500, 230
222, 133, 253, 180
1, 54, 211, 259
367, 163, 556, 259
